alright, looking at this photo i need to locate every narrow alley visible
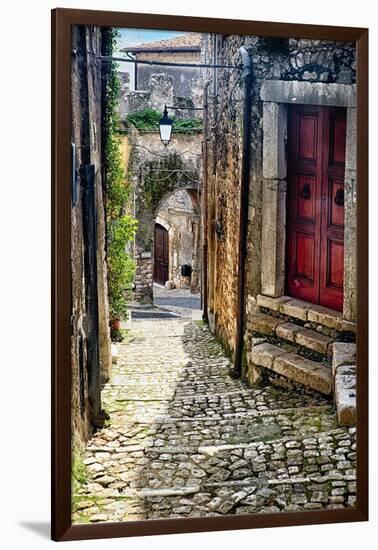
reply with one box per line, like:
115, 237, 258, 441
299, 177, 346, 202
72, 310, 356, 523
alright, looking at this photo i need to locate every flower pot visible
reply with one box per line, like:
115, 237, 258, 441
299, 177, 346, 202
110, 318, 121, 331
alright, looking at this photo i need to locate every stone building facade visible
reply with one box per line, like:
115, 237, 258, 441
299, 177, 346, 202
122, 33, 203, 111
71, 26, 112, 446
202, 35, 357, 423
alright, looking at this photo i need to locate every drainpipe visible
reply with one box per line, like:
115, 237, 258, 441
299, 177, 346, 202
202, 81, 210, 323
231, 47, 253, 378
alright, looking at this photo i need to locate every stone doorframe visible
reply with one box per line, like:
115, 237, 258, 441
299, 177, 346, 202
260, 80, 357, 321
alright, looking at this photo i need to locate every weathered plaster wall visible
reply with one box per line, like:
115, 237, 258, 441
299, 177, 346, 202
203, 34, 356, 358
71, 26, 112, 447
156, 190, 200, 289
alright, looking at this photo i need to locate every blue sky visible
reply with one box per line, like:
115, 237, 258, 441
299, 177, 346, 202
117, 28, 186, 53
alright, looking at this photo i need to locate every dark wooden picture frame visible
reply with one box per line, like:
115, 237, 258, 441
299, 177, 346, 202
52, 8, 368, 542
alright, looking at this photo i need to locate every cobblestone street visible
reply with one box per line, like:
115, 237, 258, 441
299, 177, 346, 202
72, 317, 356, 523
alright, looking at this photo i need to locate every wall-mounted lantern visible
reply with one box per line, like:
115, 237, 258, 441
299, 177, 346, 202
159, 104, 173, 146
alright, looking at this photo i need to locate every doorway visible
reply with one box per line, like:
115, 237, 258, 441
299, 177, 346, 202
153, 223, 169, 286
286, 104, 346, 311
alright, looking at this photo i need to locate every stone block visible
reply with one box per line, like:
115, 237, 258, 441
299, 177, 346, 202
280, 299, 312, 321
332, 343, 356, 379
338, 318, 357, 334
307, 304, 342, 329
272, 353, 332, 395
262, 102, 287, 179
245, 361, 263, 387
257, 294, 291, 312
295, 329, 333, 355
260, 180, 287, 297
248, 313, 285, 335
335, 366, 357, 426
276, 322, 305, 342
251, 342, 286, 369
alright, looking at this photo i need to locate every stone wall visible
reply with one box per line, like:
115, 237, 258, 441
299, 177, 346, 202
135, 50, 202, 100
71, 25, 112, 447
202, 34, 356, 358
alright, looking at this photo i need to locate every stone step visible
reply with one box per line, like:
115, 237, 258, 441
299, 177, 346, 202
256, 294, 356, 333
251, 342, 332, 395
277, 323, 333, 355
249, 313, 334, 357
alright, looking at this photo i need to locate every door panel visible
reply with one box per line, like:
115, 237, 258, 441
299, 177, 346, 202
286, 105, 323, 305
153, 224, 169, 285
286, 105, 346, 311
319, 108, 346, 311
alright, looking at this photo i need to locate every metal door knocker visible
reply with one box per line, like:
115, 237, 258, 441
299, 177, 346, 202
334, 187, 344, 206
299, 182, 311, 200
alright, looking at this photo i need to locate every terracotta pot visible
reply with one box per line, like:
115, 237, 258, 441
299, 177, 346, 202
111, 318, 121, 331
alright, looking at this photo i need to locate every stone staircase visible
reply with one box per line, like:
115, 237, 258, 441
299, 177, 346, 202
245, 295, 357, 425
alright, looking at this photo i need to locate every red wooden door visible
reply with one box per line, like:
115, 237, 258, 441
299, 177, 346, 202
153, 223, 169, 285
286, 105, 346, 311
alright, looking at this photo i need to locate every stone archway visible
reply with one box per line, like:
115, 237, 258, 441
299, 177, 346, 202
131, 141, 202, 304
154, 188, 200, 292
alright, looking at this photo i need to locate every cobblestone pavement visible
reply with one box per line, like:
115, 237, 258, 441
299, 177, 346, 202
72, 319, 356, 524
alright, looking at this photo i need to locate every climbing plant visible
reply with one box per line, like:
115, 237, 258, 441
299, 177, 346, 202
104, 28, 138, 322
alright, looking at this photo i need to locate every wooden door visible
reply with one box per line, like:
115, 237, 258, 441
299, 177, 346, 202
286, 105, 346, 312
153, 223, 169, 285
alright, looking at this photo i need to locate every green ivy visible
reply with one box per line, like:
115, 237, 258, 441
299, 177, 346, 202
126, 108, 202, 133
105, 29, 137, 321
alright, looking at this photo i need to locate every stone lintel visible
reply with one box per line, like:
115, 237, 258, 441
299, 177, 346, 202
260, 80, 356, 107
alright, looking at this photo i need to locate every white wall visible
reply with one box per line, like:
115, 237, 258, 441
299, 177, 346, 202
1, 1, 376, 549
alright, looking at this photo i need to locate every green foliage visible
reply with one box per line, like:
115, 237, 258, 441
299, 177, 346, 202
105, 29, 137, 321
126, 108, 161, 129
107, 215, 138, 319
126, 108, 202, 133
